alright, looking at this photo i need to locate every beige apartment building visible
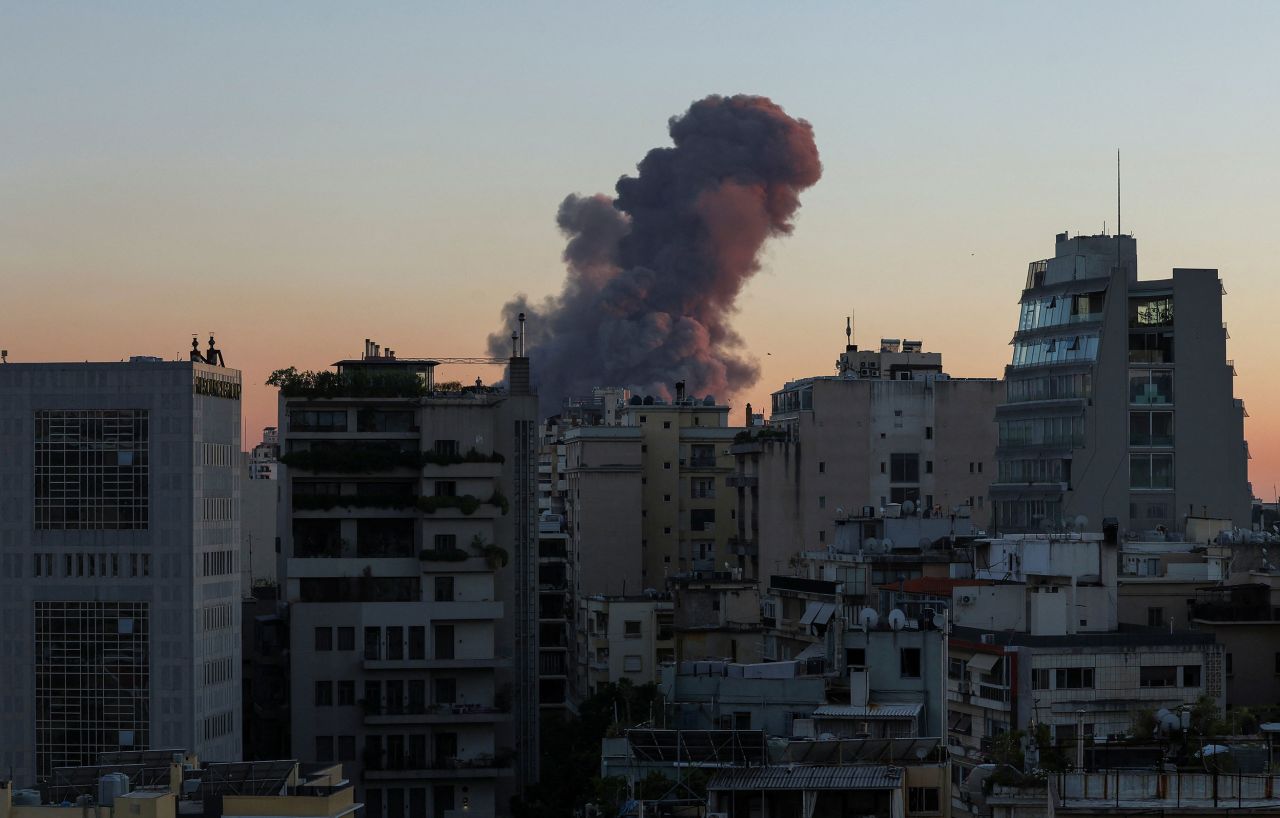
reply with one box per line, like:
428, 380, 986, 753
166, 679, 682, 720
564, 383, 743, 595
731, 338, 1001, 580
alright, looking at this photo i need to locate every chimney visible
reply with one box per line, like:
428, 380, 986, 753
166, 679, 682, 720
675, 380, 686, 403
364, 339, 372, 358
518, 312, 527, 357
745, 402, 753, 427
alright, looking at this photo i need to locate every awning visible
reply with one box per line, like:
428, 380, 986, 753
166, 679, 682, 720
966, 653, 1000, 673
814, 703, 922, 720
800, 601, 836, 628
813, 602, 836, 626
799, 602, 820, 627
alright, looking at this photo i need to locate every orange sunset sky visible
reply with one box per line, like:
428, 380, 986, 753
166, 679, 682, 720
4, 3, 1278, 496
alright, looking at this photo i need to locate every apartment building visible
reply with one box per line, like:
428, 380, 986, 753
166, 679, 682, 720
991, 232, 1250, 534
277, 342, 538, 818
249, 426, 280, 480
0, 352, 243, 783
732, 337, 1000, 581
563, 383, 741, 596
536, 515, 578, 713
583, 595, 674, 692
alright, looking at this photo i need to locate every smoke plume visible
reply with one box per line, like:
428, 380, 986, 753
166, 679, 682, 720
489, 94, 821, 413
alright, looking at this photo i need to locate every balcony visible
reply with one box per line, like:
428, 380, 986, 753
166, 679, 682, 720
364, 654, 511, 671
362, 703, 511, 726
362, 754, 514, 780
687, 456, 720, 470
725, 474, 757, 488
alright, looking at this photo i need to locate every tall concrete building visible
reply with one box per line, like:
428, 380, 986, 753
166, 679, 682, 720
991, 232, 1251, 534
732, 337, 1001, 579
564, 384, 741, 596
277, 340, 537, 818
0, 352, 243, 783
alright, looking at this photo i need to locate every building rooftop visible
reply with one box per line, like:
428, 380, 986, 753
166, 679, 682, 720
708, 765, 903, 792
951, 624, 1216, 649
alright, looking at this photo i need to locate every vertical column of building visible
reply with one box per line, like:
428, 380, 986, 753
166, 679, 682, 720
507, 356, 540, 788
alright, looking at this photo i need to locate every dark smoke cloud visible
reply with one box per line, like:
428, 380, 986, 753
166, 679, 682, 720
489, 94, 821, 413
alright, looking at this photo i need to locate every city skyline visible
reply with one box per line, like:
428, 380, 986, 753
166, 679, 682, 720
4, 2, 1277, 492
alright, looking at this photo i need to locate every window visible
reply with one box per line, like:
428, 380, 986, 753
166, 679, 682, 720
900, 648, 921, 678
639, 415, 647, 423
1147, 607, 1164, 627
925, 426, 933, 440
1226, 653, 1234, 676
1130, 453, 1174, 490
1139, 666, 1178, 688
314, 736, 334, 762
35, 410, 149, 529
1130, 411, 1175, 447
1054, 667, 1095, 689
1183, 665, 1202, 687
434, 576, 455, 602
338, 680, 355, 706
435, 677, 457, 705
385, 626, 404, 661
434, 439, 460, 457
926, 460, 933, 474
663, 421, 671, 429
624, 620, 642, 638
1129, 369, 1174, 405
948, 658, 965, 680
690, 477, 715, 499
890, 453, 919, 483
433, 533, 457, 550
434, 625, 454, 660
364, 627, 380, 660
314, 627, 333, 651
818, 496, 826, 509
908, 787, 941, 813
664, 494, 671, 502
337, 627, 354, 651
818, 461, 826, 474
848, 648, 867, 668
1032, 668, 1050, 690
314, 681, 333, 706
433, 481, 457, 497
690, 509, 716, 532
357, 409, 415, 433
338, 735, 356, 762
409, 626, 425, 660
623, 655, 643, 673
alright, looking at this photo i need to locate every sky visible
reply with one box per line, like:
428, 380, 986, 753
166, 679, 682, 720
3, 2, 1279, 494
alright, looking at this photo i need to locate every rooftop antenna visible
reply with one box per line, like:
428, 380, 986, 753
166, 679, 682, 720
845, 315, 852, 349
1116, 149, 1121, 237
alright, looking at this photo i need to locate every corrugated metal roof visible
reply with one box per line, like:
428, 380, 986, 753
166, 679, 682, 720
813, 704, 922, 719
708, 764, 902, 791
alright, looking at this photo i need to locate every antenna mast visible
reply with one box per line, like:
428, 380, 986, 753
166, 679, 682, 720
1116, 149, 1121, 237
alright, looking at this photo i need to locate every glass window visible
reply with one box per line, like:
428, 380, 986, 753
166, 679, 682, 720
409, 626, 425, 660
1129, 370, 1174, 405
1130, 411, 1174, 447
900, 648, 921, 678
35, 410, 149, 530
314, 627, 332, 651
1131, 453, 1174, 490
890, 453, 919, 483
1130, 295, 1174, 327
337, 627, 354, 651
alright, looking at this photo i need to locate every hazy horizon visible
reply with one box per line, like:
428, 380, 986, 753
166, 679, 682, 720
5, 1, 1277, 496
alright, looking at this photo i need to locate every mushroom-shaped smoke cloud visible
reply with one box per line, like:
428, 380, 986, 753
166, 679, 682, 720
490, 94, 822, 413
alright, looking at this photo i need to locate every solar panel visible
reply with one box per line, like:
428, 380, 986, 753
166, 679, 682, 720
199, 760, 297, 797
49, 763, 172, 803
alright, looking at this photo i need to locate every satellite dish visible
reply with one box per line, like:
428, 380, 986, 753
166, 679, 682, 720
1074, 515, 1089, 530
902, 500, 916, 515
881, 538, 894, 551
1159, 713, 1181, 735
1156, 708, 1171, 721
932, 612, 947, 630
864, 537, 879, 550
887, 609, 907, 631
858, 608, 879, 630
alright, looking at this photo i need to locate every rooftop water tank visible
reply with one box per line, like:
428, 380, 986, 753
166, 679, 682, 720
13, 789, 41, 806
99, 772, 130, 806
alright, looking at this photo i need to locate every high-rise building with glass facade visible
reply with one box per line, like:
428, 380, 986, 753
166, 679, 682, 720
0, 357, 243, 784
991, 232, 1250, 534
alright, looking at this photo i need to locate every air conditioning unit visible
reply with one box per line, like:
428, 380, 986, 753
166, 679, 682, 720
980, 633, 996, 645
958, 594, 975, 606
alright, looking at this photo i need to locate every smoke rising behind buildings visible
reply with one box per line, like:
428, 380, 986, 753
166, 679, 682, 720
489, 94, 822, 413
